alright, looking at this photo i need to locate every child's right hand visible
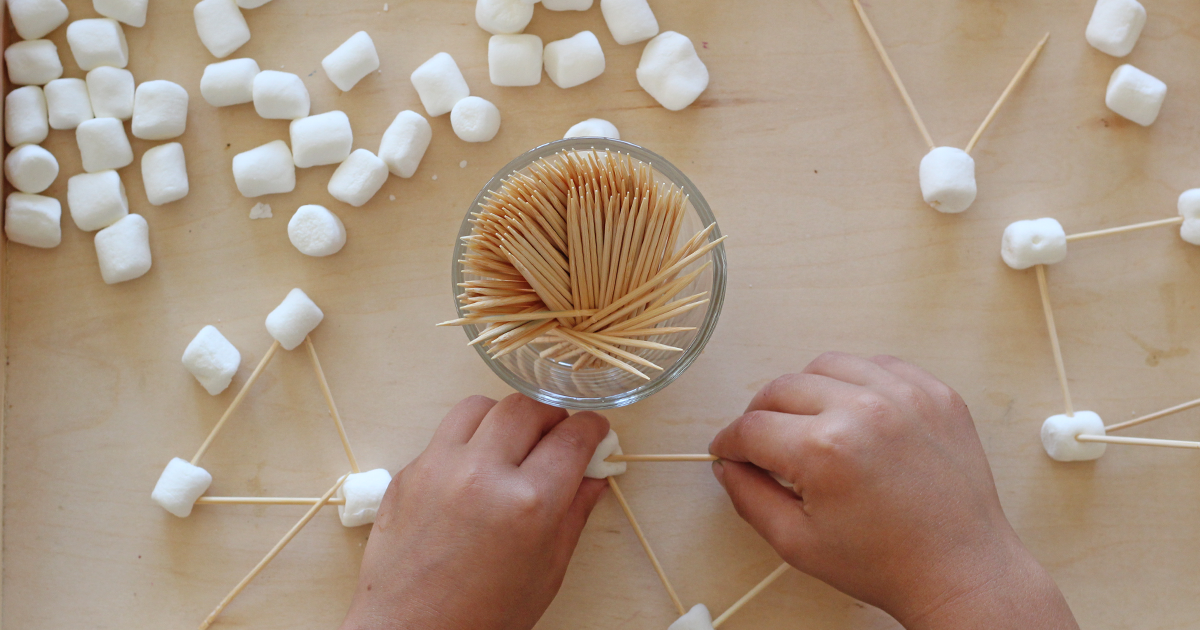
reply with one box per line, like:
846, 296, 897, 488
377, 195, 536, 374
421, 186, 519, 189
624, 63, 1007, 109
710, 353, 1079, 630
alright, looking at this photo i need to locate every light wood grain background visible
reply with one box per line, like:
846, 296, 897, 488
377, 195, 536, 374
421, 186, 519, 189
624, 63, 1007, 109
5, 0, 1200, 628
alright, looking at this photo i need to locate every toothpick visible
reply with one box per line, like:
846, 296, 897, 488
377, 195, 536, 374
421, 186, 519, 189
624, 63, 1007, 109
850, 0, 936, 150
1035, 265, 1074, 417
305, 337, 360, 474
605, 454, 718, 462
964, 32, 1050, 154
191, 341, 281, 465
711, 562, 791, 628
437, 310, 596, 327
1106, 395, 1200, 433
196, 496, 347, 506
1075, 434, 1200, 450
607, 476, 687, 616
1065, 216, 1183, 243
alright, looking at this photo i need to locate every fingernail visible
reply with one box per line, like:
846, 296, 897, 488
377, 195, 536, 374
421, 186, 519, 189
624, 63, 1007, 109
711, 460, 725, 486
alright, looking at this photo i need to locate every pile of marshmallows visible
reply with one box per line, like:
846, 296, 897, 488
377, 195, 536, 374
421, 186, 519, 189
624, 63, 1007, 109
157, 288, 394, 528
5, 1, 190, 283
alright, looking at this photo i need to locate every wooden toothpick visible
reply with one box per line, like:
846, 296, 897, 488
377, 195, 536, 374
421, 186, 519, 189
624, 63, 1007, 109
605, 454, 718, 462
850, 0, 936, 151
1106, 395, 1200, 433
1065, 216, 1183, 243
191, 340, 281, 465
607, 476, 687, 616
196, 496, 347, 506
305, 337, 360, 474
711, 562, 791, 628
964, 32, 1050, 154
1076, 434, 1200, 450
1035, 265, 1074, 417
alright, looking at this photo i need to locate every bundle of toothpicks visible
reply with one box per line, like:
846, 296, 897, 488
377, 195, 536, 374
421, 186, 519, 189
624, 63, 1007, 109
438, 149, 726, 380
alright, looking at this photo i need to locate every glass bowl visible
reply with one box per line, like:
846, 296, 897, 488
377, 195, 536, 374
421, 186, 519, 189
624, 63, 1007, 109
450, 138, 727, 410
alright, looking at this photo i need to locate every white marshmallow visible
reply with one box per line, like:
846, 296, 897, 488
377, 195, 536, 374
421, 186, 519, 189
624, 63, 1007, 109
564, 118, 619, 140
66, 18, 128, 70
542, 0, 591, 9
95, 213, 151, 284
288, 204, 346, 257
669, 604, 714, 630
475, 0, 534, 35
141, 143, 189, 206
544, 31, 605, 89
322, 31, 379, 92
9, 0, 70, 41
1086, 0, 1145, 58
68, 170, 127, 231
601, 0, 658, 45
75, 117, 133, 173
328, 149, 388, 207
584, 429, 627, 479
252, 71, 310, 120
232, 140, 296, 197
289, 111, 353, 168
5, 39, 63, 85
336, 468, 392, 527
4, 193, 61, 248
636, 31, 708, 110
236, 0, 272, 7
44, 78, 93, 129
5, 86, 49, 147
1041, 411, 1106, 462
193, 0, 250, 59
488, 34, 543, 87
1001, 218, 1067, 270
200, 58, 260, 107
410, 53, 470, 117
378, 110, 432, 178
918, 147, 976, 214
86, 66, 134, 119
5, 144, 58, 194
1177, 189, 1200, 246
1105, 64, 1166, 127
132, 80, 188, 140
450, 96, 501, 143
249, 202, 272, 219
265, 288, 324, 350
94, 0, 147, 27
182, 325, 241, 395
151, 458, 212, 518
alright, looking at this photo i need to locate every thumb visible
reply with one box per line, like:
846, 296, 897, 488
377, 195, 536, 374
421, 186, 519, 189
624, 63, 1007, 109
714, 460, 813, 560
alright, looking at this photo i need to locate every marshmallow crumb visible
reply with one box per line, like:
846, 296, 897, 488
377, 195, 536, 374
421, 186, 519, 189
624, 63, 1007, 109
432, 174, 438, 180
389, 194, 396, 201
383, 2, 388, 8
460, 160, 468, 168
249, 202, 272, 219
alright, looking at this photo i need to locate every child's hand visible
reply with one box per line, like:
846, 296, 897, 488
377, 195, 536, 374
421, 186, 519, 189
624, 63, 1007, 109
340, 394, 609, 630
711, 353, 1078, 630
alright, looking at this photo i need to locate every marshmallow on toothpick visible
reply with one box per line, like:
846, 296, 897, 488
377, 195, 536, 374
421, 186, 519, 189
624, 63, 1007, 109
132, 80, 188, 140
410, 53, 470, 117
266, 288, 324, 350
5, 144, 59, 194
288, 205, 346, 257
253, 71, 310, 120
141, 143, 189, 206
600, 0, 658, 45
337, 468, 392, 527
76, 117, 133, 173
1041, 411, 1106, 462
66, 18, 128, 70
5, 39, 63, 85
328, 149, 388, 207
475, 0, 534, 35
451, 96, 501, 143
1177, 189, 1200, 246
488, 34, 543, 87
151, 458, 212, 517
669, 604, 714, 630
1086, 0, 1145, 58
379, 110, 432, 178
182, 326, 241, 395
322, 31, 379, 92
95, 213, 151, 284
544, 31, 605, 89
94, 0, 148, 28
9, 0, 70, 41
232, 140, 296, 198
68, 170, 127, 231
289, 111, 353, 168
1105, 64, 1166, 127
636, 31, 708, 110
6, 87, 49, 147
584, 429, 627, 479
201, 58, 260, 107
86, 66, 134, 119
5, 193, 61, 249
1001, 218, 1067, 270
193, 0, 250, 59
565, 118, 619, 139
918, 147, 976, 214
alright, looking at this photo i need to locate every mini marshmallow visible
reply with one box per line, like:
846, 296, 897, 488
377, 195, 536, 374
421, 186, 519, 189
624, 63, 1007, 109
322, 31, 379, 92
132, 80, 188, 140
475, 0, 534, 35
669, 605, 714, 630
636, 31, 708, 110
44, 78, 93, 129
200, 58, 260, 107
1001, 218, 1067, 270
232, 140, 296, 197
193, 0, 250, 59
94, 0, 147, 27
182, 325, 241, 395
1177, 189, 1200, 245
288, 204, 346, 257
95, 213, 151, 284
488, 34, 543, 86
249, 202, 272, 219
5, 144, 58, 194
141, 142, 189, 205
918, 147, 976, 214
289, 111, 353, 168
336, 468, 392, 527
450, 96, 501, 143
67, 170, 128, 231
4, 193, 61, 248
378, 110, 432, 178
265, 288, 324, 350
66, 18, 128, 70
1041, 411, 1106, 462
601, 0, 658, 45
5, 39, 63, 85
542, 0, 591, 8
328, 149, 388, 207
76, 117, 133, 173
1105, 64, 1166, 127
86, 66, 134, 120
564, 118, 619, 139
544, 31, 605, 89
1086, 0, 1145, 58
151, 458, 212, 518
584, 429, 627, 479
253, 71, 310, 120
410, 53, 470, 117
9, 0, 70, 41
5, 87, 49, 147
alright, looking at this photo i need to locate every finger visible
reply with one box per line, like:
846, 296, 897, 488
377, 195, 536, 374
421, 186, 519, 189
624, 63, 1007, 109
431, 395, 498, 446
470, 393, 570, 465
711, 409, 813, 481
869, 355, 959, 401
521, 411, 610, 511
552, 477, 608, 566
745, 372, 859, 416
712, 460, 814, 559
803, 351, 909, 390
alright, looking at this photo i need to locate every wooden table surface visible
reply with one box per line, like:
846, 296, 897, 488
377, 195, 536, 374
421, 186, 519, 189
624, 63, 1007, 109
5, 0, 1200, 628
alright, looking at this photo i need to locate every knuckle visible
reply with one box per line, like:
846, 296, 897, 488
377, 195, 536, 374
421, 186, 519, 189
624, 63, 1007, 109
547, 424, 591, 454
761, 373, 803, 404
463, 394, 496, 407
506, 481, 544, 515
